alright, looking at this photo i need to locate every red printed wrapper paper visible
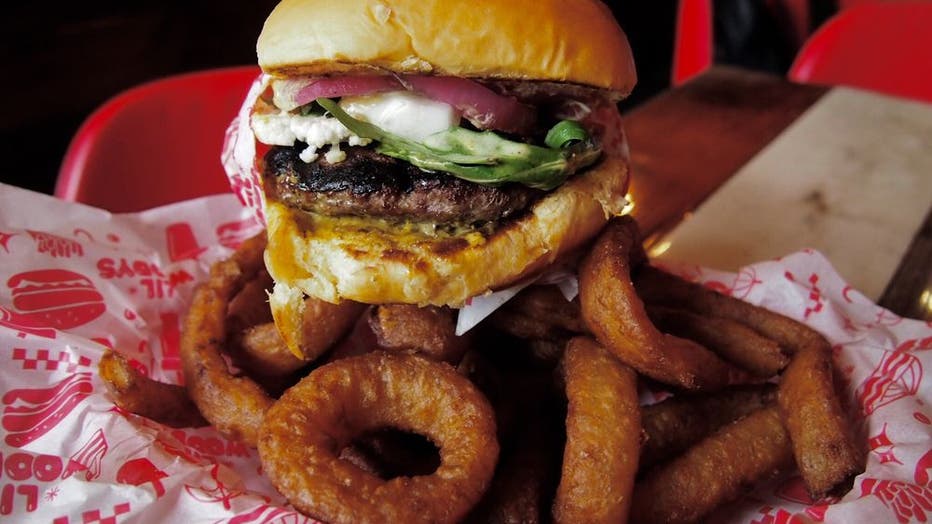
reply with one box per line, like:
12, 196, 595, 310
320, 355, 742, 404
1, 181, 932, 523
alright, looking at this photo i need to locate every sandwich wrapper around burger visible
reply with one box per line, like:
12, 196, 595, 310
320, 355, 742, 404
1, 179, 930, 521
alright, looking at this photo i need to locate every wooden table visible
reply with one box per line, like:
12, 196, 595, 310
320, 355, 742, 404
625, 66, 931, 321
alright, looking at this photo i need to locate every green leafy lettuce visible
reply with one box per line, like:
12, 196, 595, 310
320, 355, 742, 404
316, 98, 601, 191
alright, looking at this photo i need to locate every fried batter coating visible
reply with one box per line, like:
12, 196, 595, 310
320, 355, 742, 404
553, 337, 640, 524
270, 288, 366, 361
647, 306, 788, 377
98, 349, 206, 428
579, 217, 749, 390
489, 284, 584, 341
640, 384, 776, 469
631, 405, 794, 524
778, 335, 863, 498
234, 321, 308, 377
258, 352, 499, 524
636, 265, 817, 355
369, 304, 470, 364
180, 233, 275, 445
634, 265, 863, 497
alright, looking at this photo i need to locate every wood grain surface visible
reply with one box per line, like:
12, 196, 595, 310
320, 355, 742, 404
625, 66, 827, 238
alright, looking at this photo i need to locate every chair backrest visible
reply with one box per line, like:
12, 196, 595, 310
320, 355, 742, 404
55, 66, 261, 212
788, 1, 932, 103
672, 0, 810, 85
672, 0, 714, 85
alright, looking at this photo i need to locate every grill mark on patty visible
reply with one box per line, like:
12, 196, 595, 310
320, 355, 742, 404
262, 145, 544, 226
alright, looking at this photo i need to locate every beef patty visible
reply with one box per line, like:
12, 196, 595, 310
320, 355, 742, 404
262, 145, 544, 226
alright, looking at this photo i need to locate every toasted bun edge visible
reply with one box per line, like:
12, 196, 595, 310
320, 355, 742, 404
257, 0, 636, 95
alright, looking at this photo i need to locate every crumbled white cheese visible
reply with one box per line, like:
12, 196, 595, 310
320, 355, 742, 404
324, 143, 346, 164
298, 147, 318, 163
251, 90, 458, 164
251, 111, 371, 164
250, 112, 297, 146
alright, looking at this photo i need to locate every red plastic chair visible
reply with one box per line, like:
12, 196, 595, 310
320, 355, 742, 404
789, 1, 932, 103
56, 66, 261, 212
673, 0, 714, 85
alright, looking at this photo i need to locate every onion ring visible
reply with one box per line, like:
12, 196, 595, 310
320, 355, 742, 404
232, 322, 309, 393
777, 334, 863, 498
633, 265, 863, 496
578, 217, 749, 390
369, 304, 469, 364
553, 336, 640, 523
98, 349, 206, 428
635, 265, 817, 355
180, 232, 275, 445
257, 352, 499, 524
270, 284, 367, 361
525, 337, 572, 366
630, 405, 794, 524
489, 284, 584, 341
646, 306, 788, 377
640, 384, 776, 470
226, 265, 275, 330
468, 397, 563, 523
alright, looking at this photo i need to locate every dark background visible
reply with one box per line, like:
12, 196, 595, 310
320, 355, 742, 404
0, 1, 835, 198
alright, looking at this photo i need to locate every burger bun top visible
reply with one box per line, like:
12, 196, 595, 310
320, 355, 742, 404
257, 0, 636, 96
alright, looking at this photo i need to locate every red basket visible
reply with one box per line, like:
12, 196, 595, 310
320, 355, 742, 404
56, 66, 261, 212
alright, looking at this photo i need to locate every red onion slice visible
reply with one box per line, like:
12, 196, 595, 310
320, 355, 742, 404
273, 76, 403, 111
271, 74, 536, 134
402, 75, 536, 134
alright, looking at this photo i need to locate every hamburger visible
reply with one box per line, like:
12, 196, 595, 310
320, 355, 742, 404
226, 0, 636, 352
7, 269, 106, 330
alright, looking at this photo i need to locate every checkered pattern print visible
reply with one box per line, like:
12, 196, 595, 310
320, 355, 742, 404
12, 348, 93, 373
52, 502, 132, 524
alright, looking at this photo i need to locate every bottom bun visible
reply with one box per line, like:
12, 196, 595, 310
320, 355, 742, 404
263, 148, 629, 307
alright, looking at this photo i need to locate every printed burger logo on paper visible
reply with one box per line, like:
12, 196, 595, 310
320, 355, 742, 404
1, 270, 106, 337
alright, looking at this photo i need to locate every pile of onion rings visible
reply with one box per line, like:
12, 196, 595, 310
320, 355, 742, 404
97, 218, 863, 523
